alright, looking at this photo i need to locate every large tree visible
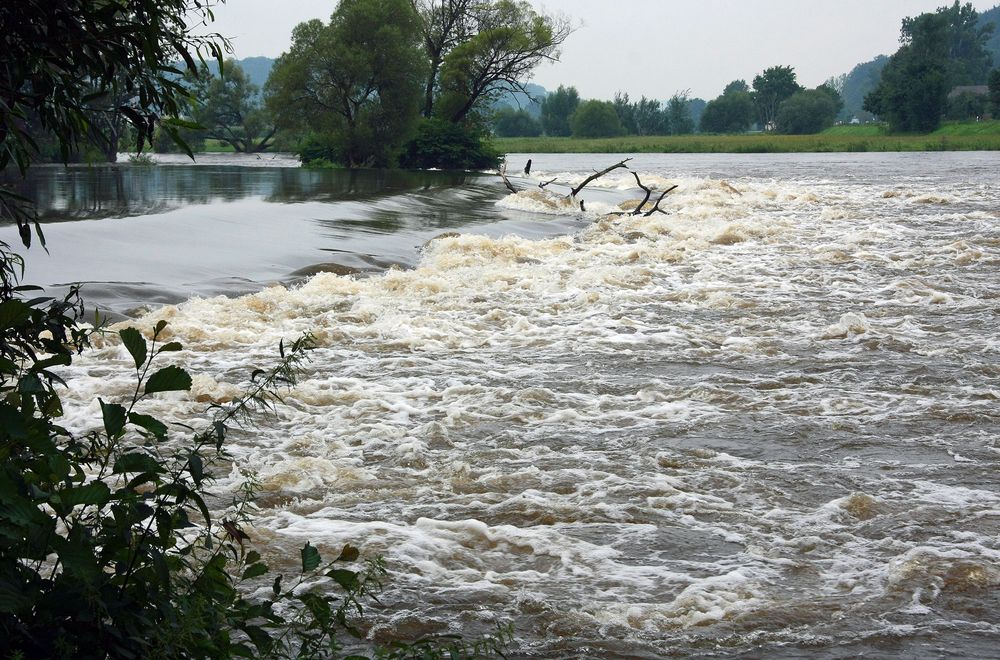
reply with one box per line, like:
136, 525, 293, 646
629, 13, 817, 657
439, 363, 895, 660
989, 68, 1000, 116
570, 100, 623, 138
266, 0, 426, 167
667, 92, 695, 135
188, 59, 276, 153
540, 84, 579, 136
412, 0, 572, 123
752, 65, 802, 131
776, 88, 840, 134
700, 91, 754, 133
865, 2, 993, 132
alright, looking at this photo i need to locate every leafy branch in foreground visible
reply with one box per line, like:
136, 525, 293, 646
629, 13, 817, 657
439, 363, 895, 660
0, 320, 385, 658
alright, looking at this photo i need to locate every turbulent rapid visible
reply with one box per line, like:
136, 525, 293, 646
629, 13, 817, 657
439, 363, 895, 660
41, 153, 1000, 656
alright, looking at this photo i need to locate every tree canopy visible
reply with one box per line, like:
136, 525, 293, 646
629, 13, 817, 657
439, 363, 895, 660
266, 0, 426, 167
412, 0, 571, 123
752, 65, 802, 131
540, 84, 580, 136
865, 2, 994, 132
776, 88, 840, 134
570, 100, 624, 138
700, 91, 754, 133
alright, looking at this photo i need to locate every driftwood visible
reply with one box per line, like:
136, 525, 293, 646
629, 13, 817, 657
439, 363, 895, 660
497, 160, 517, 193
569, 158, 632, 198
495, 156, 677, 217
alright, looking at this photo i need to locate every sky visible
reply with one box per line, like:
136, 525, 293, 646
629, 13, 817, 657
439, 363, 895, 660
205, 0, 998, 100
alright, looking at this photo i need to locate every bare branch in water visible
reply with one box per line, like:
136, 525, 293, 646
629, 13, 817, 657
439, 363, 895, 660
569, 158, 631, 198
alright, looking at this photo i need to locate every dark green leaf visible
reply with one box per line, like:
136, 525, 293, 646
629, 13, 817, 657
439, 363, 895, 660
0, 300, 31, 329
129, 412, 168, 439
113, 451, 162, 474
242, 562, 268, 580
156, 341, 183, 353
119, 327, 147, 369
188, 452, 204, 487
144, 365, 192, 395
301, 542, 321, 572
272, 574, 282, 597
59, 482, 111, 508
326, 568, 359, 591
100, 399, 127, 438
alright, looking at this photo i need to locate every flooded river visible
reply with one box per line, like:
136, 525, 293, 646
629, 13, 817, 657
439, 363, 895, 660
6, 152, 1000, 657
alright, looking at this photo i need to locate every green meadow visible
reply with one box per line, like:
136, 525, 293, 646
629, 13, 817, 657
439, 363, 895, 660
494, 120, 1000, 154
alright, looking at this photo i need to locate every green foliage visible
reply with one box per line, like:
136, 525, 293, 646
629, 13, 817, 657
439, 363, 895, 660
752, 65, 802, 130
723, 80, 750, 95
540, 85, 580, 136
989, 69, 1000, 115
865, 2, 994, 132
777, 88, 840, 134
267, 0, 426, 167
415, 0, 571, 123
667, 93, 695, 135
0, 0, 225, 177
187, 60, 276, 153
570, 100, 625, 138
399, 118, 501, 170
700, 91, 755, 133
492, 108, 542, 137
0, 309, 395, 658
946, 91, 989, 119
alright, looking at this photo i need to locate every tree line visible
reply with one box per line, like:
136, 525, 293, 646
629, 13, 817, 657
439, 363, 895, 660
496, 1, 1000, 139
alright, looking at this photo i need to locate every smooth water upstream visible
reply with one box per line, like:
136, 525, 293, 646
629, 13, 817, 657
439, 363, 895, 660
5, 152, 1000, 657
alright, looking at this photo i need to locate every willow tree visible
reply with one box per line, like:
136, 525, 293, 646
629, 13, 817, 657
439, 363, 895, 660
412, 0, 572, 123
267, 0, 426, 167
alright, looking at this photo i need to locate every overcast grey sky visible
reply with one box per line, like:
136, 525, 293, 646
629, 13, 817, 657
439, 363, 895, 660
206, 0, 998, 100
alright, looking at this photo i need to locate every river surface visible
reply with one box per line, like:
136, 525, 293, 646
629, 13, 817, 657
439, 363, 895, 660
5, 152, 1000, 657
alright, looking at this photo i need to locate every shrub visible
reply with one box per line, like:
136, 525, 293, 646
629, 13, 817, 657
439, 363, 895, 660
399, 118, 501, 170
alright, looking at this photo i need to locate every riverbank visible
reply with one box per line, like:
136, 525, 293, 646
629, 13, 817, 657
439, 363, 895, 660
495, 120, 1000, 154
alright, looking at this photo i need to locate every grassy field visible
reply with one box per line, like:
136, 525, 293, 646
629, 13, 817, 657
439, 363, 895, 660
494, 120, 1000, 154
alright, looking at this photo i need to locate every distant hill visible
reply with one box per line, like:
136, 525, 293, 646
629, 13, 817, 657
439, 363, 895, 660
491, 83, 547, 118
837, 55, 888, 121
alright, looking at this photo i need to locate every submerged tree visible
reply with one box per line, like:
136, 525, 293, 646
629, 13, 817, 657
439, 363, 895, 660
267, 0, 426, 167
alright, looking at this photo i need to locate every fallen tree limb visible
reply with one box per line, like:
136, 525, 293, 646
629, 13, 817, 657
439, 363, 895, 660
497, 160, 517, 193
538, 177, 558, 189
630, 172, 652, 215
643, 185, 678, 216
569, 158, 632, 198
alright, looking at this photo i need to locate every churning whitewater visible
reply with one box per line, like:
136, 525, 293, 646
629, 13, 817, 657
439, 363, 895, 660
55, 153, 1000, 657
